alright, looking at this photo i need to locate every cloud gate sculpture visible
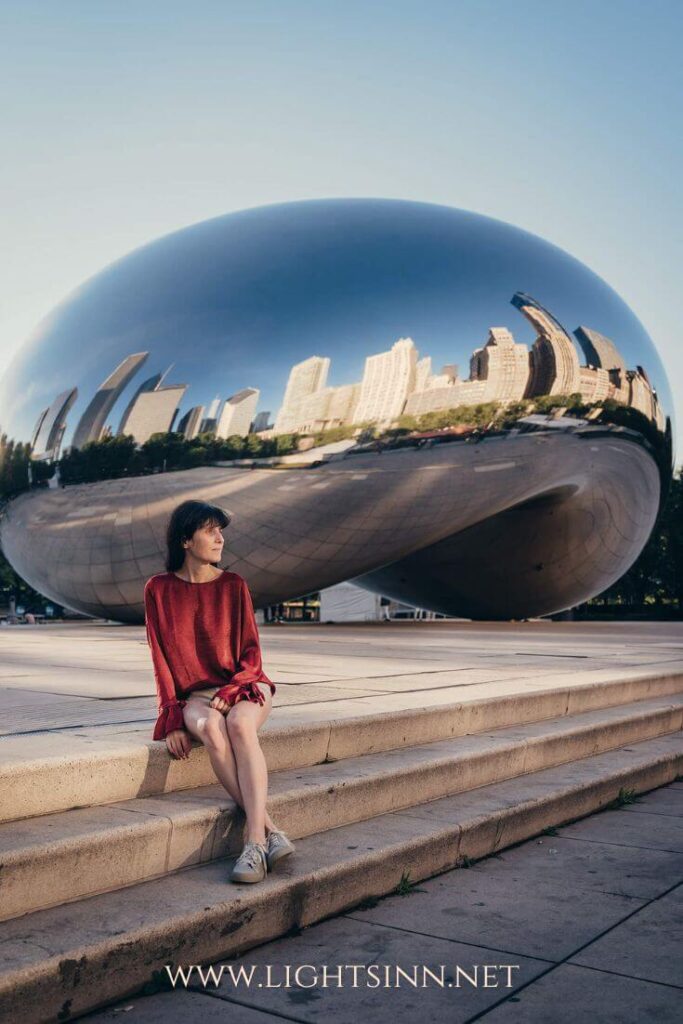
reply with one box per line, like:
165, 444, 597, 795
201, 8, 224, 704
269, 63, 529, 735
0, 198, 675, 622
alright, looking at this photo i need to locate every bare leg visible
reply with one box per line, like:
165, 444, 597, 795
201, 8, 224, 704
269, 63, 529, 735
183, 696, 278, 834
226, 684, 274, 846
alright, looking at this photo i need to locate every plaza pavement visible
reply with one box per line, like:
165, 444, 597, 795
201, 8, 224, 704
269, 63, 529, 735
1, 618, 682, 743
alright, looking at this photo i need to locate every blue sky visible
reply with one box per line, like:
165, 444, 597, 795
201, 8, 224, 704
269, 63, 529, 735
1, 0, 681, 464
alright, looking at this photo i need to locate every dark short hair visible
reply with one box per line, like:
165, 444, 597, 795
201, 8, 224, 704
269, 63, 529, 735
165, 500, 232, 572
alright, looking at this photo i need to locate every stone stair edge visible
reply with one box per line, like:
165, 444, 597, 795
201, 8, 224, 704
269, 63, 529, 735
1, 667, 682, 825
3, 664, 682, 767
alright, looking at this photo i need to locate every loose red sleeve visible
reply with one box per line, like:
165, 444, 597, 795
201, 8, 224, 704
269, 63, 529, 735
214, 577, 275, 707
144, 580, 187, 740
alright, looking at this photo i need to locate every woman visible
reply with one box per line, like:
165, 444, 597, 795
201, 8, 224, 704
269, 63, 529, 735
144, 499, 294, 884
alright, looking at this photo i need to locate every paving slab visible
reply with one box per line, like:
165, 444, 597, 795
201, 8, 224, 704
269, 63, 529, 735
568, 886, 683, 987
557, 806, 683, 853
475, 963, 683, 1023
83, 990, 280, 1022
612, 785, 683, 817
344, 868, 645, 963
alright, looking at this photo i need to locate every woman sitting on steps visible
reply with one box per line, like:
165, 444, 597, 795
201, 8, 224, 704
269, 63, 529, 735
144, 498, 294, 884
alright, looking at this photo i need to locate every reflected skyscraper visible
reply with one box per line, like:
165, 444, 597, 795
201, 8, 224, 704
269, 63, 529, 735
177, 405, 205, 440
216, 388, 260, 439
354, 337, 418, 424
274, 356, 330, 433
116, 373, 162, 435
120, 384, 187, 444
71, 353, 149, 450
469, 327, 529, 403
30, 408, 48, 450
31, 388, 78, 461
512, 293, 581, 397
574, 326, 627, 374
251, 410, 271, 433
196, 396, 219, 434
297, 382, 361, 433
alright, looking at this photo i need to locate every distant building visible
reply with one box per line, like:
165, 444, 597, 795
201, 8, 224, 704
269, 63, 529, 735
206, 396, 221, 419
415, 356, 432, 392
197, 396, 222, 435
30, 408, 49, 450
319, 582, 384, 622
297, 382, 361, 433
274, 355, 330, 433
512, 294, 581, 397
403, 325, 531, 418
216, 388, 260, 438
578, 366, 611, 403
120, 384, 187, 444
574, 326, 627, 374
251, 410, 271, 433
628, 365, 658, 421
71, 352, 148, 449
353, 337, 418, 424
32, 387, 79, 460
177, 405, 205, 440
116, 373, 162, 435
276, 357, 331, 432
403, 377, 488, 417
469, 327, 529, 402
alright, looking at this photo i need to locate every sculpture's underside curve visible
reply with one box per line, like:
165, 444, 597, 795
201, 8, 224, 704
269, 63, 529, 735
0, 428, 659, 622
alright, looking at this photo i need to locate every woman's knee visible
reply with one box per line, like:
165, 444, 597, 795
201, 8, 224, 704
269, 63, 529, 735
226, 711, 259, 743
195, 710, 230, 749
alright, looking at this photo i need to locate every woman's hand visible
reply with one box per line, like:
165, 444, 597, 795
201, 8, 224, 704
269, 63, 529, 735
209, 695, 230, 714
166, 728, 192, 760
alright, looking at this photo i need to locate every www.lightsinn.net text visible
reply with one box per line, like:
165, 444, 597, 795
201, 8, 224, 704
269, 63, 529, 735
165, 963, 521, 990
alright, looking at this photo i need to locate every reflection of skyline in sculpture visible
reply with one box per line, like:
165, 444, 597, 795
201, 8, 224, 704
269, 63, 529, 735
261, 291, 666, 436
29, 289, 667, 461
70, 352, 149, 451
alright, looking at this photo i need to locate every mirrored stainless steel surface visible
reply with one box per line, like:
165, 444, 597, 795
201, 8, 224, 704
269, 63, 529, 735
0, 198, 675, 621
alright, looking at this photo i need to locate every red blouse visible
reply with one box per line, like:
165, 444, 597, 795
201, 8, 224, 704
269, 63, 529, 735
144, 569, 276, 741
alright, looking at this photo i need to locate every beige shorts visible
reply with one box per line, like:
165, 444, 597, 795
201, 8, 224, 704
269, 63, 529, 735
183, 685, 223, 710
183, 682, 271, 713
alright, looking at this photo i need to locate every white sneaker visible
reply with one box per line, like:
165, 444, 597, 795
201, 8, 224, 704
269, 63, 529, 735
266, 829, 295, 870
230, 840, 268, 883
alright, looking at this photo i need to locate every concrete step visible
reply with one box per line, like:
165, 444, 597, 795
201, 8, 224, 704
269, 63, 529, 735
1, 666, 682, 824
0, 731, 681, 1024
1, 692, 682, 922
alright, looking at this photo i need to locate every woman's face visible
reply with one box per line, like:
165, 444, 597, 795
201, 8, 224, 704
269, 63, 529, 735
183, 520, 225, 563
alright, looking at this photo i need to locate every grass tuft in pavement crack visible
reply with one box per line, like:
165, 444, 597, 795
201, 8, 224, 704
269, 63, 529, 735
605, 786, 642, 810
395, 869, 427, 895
